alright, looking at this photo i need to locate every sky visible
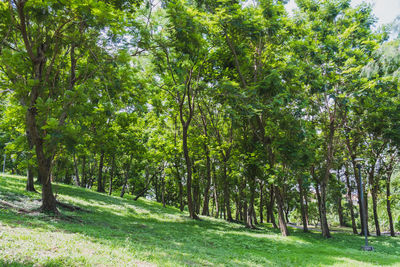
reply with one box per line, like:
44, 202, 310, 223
285, 0, 400, 27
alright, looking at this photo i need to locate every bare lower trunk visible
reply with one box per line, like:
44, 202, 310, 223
73, 153, 80, 187
182, 125, 197, 219
371, 187, 380, 236
81, 155, 86, 188
120, 155, 133, 198
275, 185, 289, 236
320, 182, 331, 238
97, 150, 105, 193
259, 181, 264, 224
386, 173, 395, 237
223, 160, 232, 222
26, 163, 36, 192
201, 152, 211, 216
298, 178, 308, 232
108, 155, 115, 195
345, 170, 358, 234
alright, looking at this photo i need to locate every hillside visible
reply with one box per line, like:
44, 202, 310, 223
0, 175, 399, 267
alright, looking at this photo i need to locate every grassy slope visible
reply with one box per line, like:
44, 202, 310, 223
0, 175, 399, 267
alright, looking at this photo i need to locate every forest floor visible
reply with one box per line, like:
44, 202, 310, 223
0, 174, 400, 267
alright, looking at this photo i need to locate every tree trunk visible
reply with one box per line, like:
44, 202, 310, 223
182, 125, 198, 219
26, 107, 57, 213
386, 170, 395, 237
120, 155, 133, 198
246, 166, 256, 228
344, 169, 358, 234
201, 151, 211, 216
73, 153, 80, 187
320, 182, 331, 238
26, 163, 36, 192
371, 186, 380, 236
222, 159, 233, 222
81, 155, 86, 188
108, 154, 115, 195
212, 164, 219, 218
97, 150, 105, 193
259, 181, 264, 224
351, 158, 368, 235
275, 185, 289, 236
267, 184, 277, 228
297, 177, 308, 232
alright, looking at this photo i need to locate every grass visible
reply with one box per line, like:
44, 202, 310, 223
0, 174, 400, 266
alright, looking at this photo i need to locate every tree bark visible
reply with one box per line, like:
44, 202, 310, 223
344, 169, 358, 234
120, 154, 133, 198
275, 185, 289, 236
97, 150, 105, 193
108, 154, 115, 195
259, 181, 264, 224
222, 158, 233, 222
26, 163, 36, 192
73, 153, 80, 187
297, 177, 308, 232
81, 155, 86, 188
182, 124, 198, 219
386, 169, 395, 237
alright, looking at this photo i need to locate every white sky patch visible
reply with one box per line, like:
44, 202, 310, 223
285, 0, 400, 26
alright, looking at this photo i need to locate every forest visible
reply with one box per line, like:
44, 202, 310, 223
0, 0, 400, 265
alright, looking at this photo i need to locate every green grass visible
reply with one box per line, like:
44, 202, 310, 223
1, 174, 400, 266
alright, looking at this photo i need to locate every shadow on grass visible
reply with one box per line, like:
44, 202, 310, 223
1, 175, 400, 266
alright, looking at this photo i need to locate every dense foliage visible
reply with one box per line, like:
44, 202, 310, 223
1, 0, 400, 239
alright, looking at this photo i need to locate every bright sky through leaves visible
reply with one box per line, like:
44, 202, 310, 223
286, 0, 400, 26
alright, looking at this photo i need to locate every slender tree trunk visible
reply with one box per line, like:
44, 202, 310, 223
246, 166, 256, 228
267, 184, 277, 228
97, 150, 105, 193
275, 185, 289, 236
344, 169, 358, 234
26, 163, 36, 192
386, 170, 395, 237
120, 155, 133, 198
371, 186, 380, 236
336, 170, 345, 227
315, 183, 322, 226
351, 158, 368, 235
213, 167, 219, 219
222, 159, 233, 222
201, 151, 211, 216
298, 177, 308, 232
73, 153, 80, 187
162, 174, 166, 208
259, 181, 264, 224
81, 155, 86, 188
182, 124, 197, 219
108, 154, 115, 195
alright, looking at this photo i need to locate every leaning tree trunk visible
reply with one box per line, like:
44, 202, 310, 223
81, 155, 86, 188
275, 185, 289, 236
